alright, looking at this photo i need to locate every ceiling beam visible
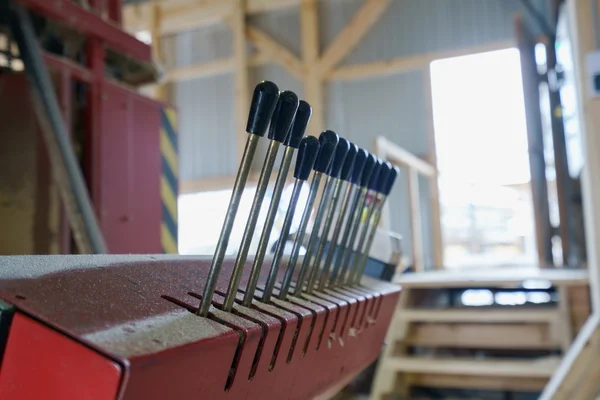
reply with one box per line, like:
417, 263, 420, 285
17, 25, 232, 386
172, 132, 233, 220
317, 0, 392, 75
301, 0, 323, 135
246, 26, 305, 80
124, 0, 310, 35
326, 40, 516, 81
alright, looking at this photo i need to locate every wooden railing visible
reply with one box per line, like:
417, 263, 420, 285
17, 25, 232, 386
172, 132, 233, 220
373, 136, 443, 271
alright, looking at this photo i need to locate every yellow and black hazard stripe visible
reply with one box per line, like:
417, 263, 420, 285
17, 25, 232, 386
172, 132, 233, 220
161, 107, 178, 254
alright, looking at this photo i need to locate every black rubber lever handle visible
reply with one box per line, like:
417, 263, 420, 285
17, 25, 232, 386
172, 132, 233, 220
384, 166, 400, 196
294, 136, 320, 180
246, 81, 280, 136
340, 143, 358, 181
350, 149, 368, 185
328, 137, 350, 178
358, 153, 377, 187
286, 100, 312, 148
268, 90, 299, 143
375, 162, 393, 193
367, 160, 383, 191
313, 131, 339, 173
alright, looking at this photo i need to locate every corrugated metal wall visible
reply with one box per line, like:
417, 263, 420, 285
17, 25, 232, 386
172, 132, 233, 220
169, 0, 549, 268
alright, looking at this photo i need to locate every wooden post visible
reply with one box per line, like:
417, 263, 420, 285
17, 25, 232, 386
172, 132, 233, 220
150, 4, 168, 102
301, 0, 323, 135
407, 167, 423, 271
232, 0, 250, 160
422, 67, 444, 269
539, 0, 600, 398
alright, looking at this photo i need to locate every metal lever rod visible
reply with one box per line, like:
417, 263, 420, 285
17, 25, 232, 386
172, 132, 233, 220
198, 81, 279, 317
262, 136, 320, 302
314, 143, 359, 291
346, 162, 392, 285
286, 131, 339, 298
327, 148, 368, 285
353, 166, 399, 284
303, 138, 350, 295
337, 158, 381, 285
243, 100, 311, 306
222, 91, 299, 312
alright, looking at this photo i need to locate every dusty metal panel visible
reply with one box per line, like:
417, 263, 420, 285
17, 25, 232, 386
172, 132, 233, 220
0, 75, 40, 255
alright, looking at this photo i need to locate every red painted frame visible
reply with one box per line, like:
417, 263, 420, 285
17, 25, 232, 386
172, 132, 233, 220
15, 0, 149, 61
23, 0, 166, 253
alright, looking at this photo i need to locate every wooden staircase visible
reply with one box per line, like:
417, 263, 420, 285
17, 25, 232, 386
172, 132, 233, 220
370, 268, 590, 399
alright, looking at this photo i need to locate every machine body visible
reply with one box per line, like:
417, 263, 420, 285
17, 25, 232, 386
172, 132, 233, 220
0, 255, 399, 399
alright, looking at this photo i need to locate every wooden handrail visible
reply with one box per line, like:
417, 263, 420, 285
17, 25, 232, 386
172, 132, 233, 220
375, 137, 437, 177
374, 136, 442, 272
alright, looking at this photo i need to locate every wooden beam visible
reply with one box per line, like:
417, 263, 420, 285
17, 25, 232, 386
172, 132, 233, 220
327, 40, 515, 81
123, 0, 324, 36
301, 0, 324, 135
232, 0, 249, 161
540, 2, 600, 397
567, 0, 600, 314
162, 52, 270, 83
246, 0, 303, 14
160, 0, 234, 35
166, 58, 234, 82
246, 26, 305, 80
407, 167, 424, 272
318, 0, 392, 75
422, 67, 444, 269
150, 4, 168, 101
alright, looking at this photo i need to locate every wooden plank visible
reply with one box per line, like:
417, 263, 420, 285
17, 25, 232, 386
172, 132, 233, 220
232, 0, 249, 161
162, 52, 269, 82
406, 323, 561, 350
159, 0, 234, 36
375, 137, 436, 177
318, 0, 392, 75
246, 0, 303, 14
384, 356, 560, 378
395, 268, 589, 289
371, 288, 413, 399
397, 308, 560, 324
567, 0, 600, 314
149, 4, 167, 101
166, 58, 235, 82
407, 167, 424, 272
422, 67, 444, 269
410, 373, 549, 392
558, 287, 573, 353
327, 40, 515, 81
301, 0, 323, 135
540, 314, 600, 400
246, 26, 304, 80
123, 0, 346, 35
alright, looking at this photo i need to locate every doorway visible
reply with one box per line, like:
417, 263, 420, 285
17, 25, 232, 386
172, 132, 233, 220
430, 48, 536, 268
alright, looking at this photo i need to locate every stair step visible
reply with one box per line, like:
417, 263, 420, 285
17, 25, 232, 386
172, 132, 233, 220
384, 356, 560, 378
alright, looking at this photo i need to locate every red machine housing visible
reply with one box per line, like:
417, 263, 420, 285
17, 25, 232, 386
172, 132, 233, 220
0, 0, 167, 254
0, 256, 400, 399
